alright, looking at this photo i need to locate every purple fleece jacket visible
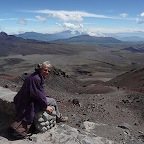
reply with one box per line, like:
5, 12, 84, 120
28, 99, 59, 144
14, 72, 48, 123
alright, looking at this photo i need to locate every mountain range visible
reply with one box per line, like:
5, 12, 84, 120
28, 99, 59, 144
15, 31, 122, 44
0, 32, 81, 56
0, 31, 122, 46
15, 30, 144, 42
15, 31, 81, 42
53, 35, 121, 44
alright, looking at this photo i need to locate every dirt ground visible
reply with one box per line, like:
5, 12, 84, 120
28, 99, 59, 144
0, 70, 144, 143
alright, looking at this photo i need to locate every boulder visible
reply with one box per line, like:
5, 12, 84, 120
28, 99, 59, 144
34, 108, 56, 133
0, 86, 16, 115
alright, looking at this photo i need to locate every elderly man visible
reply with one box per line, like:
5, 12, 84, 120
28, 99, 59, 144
14, 61, 68, 123
12, 61, 68, 137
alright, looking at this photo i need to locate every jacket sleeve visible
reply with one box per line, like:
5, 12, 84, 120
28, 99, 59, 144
28, 77, 48, 109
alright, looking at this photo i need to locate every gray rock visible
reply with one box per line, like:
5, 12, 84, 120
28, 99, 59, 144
34, 110, 56, 132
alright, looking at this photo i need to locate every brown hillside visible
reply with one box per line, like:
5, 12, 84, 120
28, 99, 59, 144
106, 67, 144, 93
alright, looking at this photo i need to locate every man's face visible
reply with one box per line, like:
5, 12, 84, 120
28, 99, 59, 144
40, 66, 51, 78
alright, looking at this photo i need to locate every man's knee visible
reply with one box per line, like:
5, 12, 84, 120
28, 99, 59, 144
47, 97, 57, 106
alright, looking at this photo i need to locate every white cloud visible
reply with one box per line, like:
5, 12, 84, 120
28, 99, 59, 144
0, 18, 17, 21
35, 16, 47, 23
136, 17, 144, 24
119, 13, 128, 17
58, 22, 84, 33
88, 27, 144, 33
29, 9, 129, 22
62, 22, 83, 30
138, 21, 144, 24
18, 18, 27, 25
49, 12, 83, 22
140, 12, 144, 17
57, 22, 106, 36
136, 13, 144, 24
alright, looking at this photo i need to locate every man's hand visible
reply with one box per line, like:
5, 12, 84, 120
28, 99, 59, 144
46, 106, 53, 113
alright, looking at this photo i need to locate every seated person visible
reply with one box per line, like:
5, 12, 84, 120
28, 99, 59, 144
14, 61, 68, 128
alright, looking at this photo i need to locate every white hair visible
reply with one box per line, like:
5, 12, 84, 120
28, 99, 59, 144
35, 61, 52, 71
42, 61, 52, 68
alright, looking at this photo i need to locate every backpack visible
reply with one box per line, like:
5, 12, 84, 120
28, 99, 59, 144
7, 119, 32, 139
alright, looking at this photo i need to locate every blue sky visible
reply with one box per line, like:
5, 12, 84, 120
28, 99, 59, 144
1, 0, 144, 35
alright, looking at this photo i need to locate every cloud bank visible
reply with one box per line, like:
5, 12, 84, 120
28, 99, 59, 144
29, 9, 133, 22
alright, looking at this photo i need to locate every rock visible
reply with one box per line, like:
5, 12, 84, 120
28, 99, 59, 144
72, 98, 80, 106
0, 86, 16, 115
4, 85, 9, 88
118, 123, 133, 131
83, 121, 141, 144
34, 110, 56, 133
138, 135, 144, 142
29, 124, 118, 144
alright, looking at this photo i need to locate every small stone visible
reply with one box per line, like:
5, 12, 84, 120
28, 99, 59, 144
45, 120, 50, 126
40, 122, 46, 126
72, 98, 80, 106
38, 117, 44, 122
41, 127, 47, 132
